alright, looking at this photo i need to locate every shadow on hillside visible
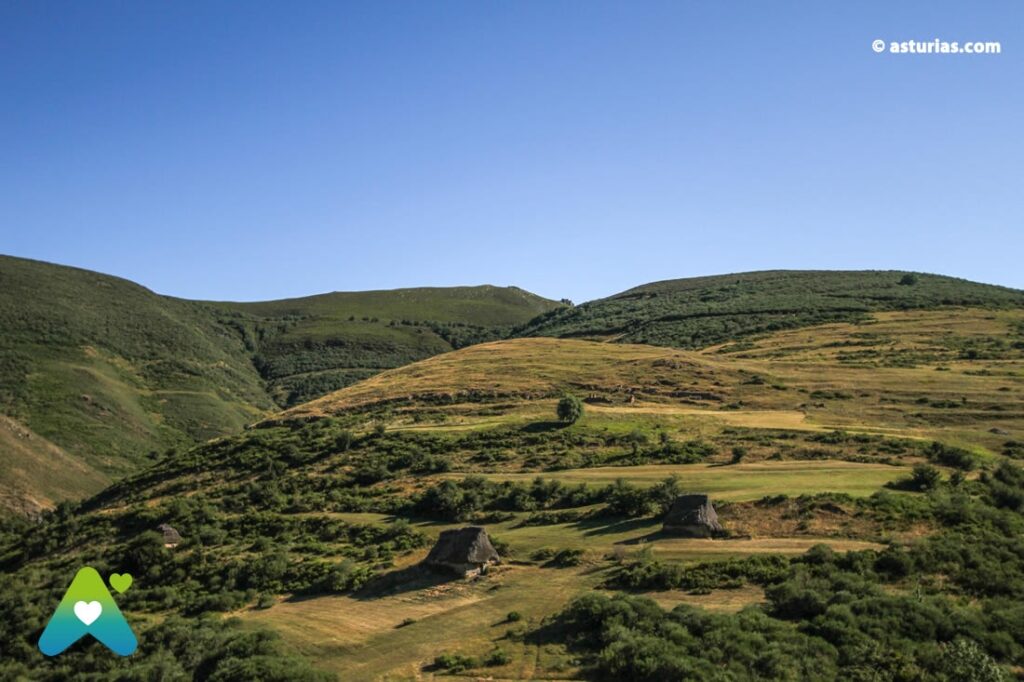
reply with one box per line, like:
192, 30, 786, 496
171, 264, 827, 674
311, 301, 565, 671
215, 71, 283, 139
574, 516, 659, 538
350, 564, 453, 600
616, 529, 672, 545
521, 421, 569, 433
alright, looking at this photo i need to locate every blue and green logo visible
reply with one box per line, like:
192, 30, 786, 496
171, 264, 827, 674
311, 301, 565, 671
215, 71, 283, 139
38, 567, 137, 656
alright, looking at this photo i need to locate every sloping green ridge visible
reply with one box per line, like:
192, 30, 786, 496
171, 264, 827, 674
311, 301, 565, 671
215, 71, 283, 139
0, 255, 558, 508
220, 285, 558, 405
517, 270, 1024, 348
0, 255, 273, 486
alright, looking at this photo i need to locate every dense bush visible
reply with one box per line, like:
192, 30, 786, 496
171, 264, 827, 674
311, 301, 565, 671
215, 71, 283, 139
557, 394, 584, 423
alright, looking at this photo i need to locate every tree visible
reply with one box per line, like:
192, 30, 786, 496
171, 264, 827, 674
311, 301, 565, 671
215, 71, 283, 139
910, 463, 942, 491
557, 395, 584, 423
649, 475, 682, 515
899, 273, 919, 286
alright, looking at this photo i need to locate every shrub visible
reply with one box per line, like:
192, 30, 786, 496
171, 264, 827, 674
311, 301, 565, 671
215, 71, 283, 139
911, 464, 942, 491
549, 548, 585, 567
484, 648, 511, 666
433, 652, 477, 672
926, 442, 978, 471
531, 548, 556, 562
556, 394, 584, 423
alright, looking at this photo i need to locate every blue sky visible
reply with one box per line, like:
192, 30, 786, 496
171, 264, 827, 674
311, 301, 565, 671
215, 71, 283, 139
1, 1, 1021, 303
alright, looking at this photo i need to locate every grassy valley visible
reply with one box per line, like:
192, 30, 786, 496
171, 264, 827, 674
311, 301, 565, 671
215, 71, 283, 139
1, 304, 1023, 679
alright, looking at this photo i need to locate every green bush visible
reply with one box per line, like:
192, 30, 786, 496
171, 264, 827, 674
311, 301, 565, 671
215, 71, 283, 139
432, 652, 477, 673
557, 394, 584, 423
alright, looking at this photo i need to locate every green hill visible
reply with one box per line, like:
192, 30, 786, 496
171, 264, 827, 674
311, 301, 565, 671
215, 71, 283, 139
0, 255, 273, 502
517, 270, 1024, 348
0, 256, 558, 511
1, 310, 1023, 679
220, 285, 559, 406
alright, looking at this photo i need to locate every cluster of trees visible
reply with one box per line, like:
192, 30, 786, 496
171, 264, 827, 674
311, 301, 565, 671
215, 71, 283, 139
414, 475, 689, 522
610, 553, 790, 592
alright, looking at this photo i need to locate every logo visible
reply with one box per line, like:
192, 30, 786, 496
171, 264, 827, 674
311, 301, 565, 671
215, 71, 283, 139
38, 567, 137, 656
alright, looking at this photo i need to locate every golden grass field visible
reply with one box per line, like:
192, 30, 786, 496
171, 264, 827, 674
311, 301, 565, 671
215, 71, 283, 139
240, 309, 1024, 679
0, 414, 109, 515
447, 460, 907, 501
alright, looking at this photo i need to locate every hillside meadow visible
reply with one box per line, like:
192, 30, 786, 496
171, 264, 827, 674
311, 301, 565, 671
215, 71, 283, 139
1, 303, 1022, 680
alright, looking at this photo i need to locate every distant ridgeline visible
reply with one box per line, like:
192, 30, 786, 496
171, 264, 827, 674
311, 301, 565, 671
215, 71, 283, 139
516, 270, 1024, 349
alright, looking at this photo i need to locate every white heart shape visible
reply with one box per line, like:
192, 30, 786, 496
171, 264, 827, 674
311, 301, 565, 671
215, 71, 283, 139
74, 600, 102, 626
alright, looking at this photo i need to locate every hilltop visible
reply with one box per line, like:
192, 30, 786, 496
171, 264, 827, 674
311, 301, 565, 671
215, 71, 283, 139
2, 305, 1020, 679
518, 270, 1024, 348
0, 255, 557, 511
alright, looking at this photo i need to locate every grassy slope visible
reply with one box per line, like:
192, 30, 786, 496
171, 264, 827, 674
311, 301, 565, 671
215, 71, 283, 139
244, 309, 1021, 678
518, 270, 1024, 348
286, 308, 1024, 453
0, 415, 109, 515
2, 307, 1019, 678
0, 256, 558, 511
0, 255, 272, 507
219, 285, 559, 406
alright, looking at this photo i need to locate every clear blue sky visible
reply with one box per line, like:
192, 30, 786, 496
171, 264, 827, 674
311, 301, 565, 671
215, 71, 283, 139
1, 1, 1021, 303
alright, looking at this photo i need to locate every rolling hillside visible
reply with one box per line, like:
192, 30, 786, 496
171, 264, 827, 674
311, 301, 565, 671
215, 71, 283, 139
220, 285, 559, 406
0, 255, 558, 512
2, 307, 1022, 679
0, 255, 273, 508
518, 270, 1024, 348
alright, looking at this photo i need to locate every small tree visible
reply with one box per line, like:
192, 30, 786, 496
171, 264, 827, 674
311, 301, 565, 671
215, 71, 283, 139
910, 463, 942, 491
899, 273, 919, 286
557, 394, 584, 423
649, 475, 682, 515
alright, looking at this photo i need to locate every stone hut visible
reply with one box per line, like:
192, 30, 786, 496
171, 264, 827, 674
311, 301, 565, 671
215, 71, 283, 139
662, 494, 723, 537
424, 526, 501, 578
158, 523, 182, 548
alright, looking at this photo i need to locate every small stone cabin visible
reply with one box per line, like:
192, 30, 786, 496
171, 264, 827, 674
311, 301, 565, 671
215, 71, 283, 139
158, 523, 182, 548
662, 494, 723, 537
424, 526, 501, 578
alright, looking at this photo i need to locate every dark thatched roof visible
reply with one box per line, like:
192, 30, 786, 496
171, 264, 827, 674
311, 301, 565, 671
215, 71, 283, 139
158, 523, 182, 544
662, 494, 723, 535
425, 527, 500, 566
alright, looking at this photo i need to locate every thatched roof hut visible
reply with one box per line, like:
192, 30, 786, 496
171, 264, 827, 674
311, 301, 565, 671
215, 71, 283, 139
662, 494, 723, 537
424, 526, 501, 577
158, 523, 182, 548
